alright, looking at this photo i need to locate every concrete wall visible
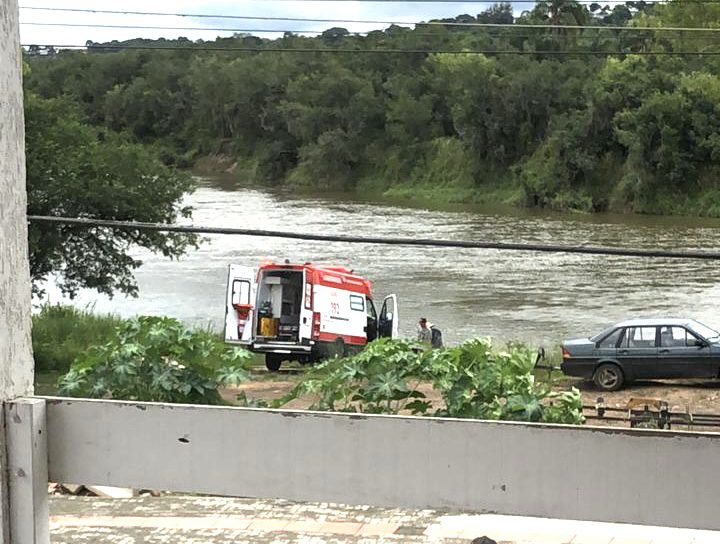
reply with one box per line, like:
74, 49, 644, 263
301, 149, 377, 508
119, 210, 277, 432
1, 3, 42, 541
0, 0, 33, 400
45, 397, 720, 531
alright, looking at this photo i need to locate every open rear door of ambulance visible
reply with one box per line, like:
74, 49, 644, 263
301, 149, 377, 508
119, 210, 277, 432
224, 265, 257, 345
378, 294, 399, 339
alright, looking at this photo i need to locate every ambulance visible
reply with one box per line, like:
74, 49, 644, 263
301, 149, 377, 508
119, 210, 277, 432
224, 261, 399, 371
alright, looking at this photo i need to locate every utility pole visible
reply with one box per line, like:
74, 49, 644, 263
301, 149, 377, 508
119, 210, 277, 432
1, 0, 37, 541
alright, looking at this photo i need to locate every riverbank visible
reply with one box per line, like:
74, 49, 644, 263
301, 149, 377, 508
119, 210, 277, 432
193, 156, 720, 219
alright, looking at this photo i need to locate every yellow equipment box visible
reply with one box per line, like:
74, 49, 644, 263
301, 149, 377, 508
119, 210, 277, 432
259, 317, 279, 337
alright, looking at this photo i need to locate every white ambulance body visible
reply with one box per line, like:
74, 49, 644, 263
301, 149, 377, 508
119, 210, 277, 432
224, 261, 398, 371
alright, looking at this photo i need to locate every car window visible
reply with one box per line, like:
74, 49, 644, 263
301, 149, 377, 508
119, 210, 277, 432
619, 326, 657, 348
349, 294, 364, 312
365, 297, 377, 320
590, 326, 616, 343
597, 328, 622, 348
660, 326, 699, 348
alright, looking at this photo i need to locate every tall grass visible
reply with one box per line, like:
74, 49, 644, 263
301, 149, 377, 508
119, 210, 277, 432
32, 304, 123, 373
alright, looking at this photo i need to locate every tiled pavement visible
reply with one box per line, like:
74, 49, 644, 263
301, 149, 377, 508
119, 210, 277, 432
49, 495, 720, 543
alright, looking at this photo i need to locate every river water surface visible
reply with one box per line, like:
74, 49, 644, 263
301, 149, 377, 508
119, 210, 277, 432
49, 175, 720, 348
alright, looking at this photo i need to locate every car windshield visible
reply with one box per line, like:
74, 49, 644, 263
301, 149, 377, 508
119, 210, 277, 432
688, 321, 720, 340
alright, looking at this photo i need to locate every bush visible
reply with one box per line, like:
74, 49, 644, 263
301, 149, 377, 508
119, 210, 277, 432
58, 316, 252, 404
32, 304, 123, 373
279, 338, 430, 414
427, 339, 583, 424
277, 338, 584, 424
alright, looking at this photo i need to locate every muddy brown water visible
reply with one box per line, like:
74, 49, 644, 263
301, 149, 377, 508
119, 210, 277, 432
46, 174, 720, 349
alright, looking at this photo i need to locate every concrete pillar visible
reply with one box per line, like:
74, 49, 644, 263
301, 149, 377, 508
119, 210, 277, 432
0, 0, 33, 399
1, 2, 43, 542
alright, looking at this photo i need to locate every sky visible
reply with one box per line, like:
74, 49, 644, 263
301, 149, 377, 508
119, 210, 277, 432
18, 0, 508, 45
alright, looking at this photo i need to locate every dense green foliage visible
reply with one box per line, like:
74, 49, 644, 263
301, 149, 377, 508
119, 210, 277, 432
58, 316, 251, 404
41, 306, 580, 421
32, 304, 124, 373
23, 0, 720, 216
276, 338, 584, 424
24, 84, 196, 297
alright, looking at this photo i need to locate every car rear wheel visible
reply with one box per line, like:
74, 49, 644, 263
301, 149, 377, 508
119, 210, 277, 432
593, 363, 624, 391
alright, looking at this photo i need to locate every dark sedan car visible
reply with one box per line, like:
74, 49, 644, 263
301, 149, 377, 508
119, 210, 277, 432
561, 318, 720, 391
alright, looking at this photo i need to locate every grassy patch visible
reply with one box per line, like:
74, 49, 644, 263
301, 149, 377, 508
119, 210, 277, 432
32, 304, 124, 374
34, 370, 62, 396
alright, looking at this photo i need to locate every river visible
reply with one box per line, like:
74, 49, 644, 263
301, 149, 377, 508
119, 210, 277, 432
45, 175, 720, 348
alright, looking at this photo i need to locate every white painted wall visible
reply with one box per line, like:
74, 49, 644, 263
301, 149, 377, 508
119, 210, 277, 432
44, 398, 720, 531
0, 0, 33, 400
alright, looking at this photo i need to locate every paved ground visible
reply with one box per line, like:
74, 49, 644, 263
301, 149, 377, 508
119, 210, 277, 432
49, 495, 720, 543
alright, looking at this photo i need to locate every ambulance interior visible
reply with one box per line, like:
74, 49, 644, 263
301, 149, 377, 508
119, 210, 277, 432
256, 269, 303, 341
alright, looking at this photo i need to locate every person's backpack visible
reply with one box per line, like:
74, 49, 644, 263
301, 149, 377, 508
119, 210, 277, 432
430, 326, 443, 348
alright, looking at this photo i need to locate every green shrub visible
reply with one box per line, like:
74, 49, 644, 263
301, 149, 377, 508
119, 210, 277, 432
32, 304, 123, 373
279, 338, 429, 414
277, 337, 584, 424
58, 316, 251, 404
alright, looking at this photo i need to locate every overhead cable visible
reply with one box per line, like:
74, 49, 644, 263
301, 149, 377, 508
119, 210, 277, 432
21, 22, 334, 35
21, 21, 720, 39
22, 43, 720, 55
19, 6, 720, 34
24, 23, 686, 42
27, 215, 720, 261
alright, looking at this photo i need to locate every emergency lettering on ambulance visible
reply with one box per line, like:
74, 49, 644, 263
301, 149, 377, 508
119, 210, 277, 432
224, 262, 399, 371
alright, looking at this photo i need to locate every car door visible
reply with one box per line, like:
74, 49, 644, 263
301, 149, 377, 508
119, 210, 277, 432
595, 327, 623, 359
365, 296, 378, 341
378, 294, 399, 338
657, 326, 713, 378
224, 265, 257, 345
617, 326, 659, 379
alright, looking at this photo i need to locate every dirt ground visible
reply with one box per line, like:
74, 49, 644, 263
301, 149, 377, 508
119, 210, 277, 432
223, 368, 720, 430
572, 378, 720, 413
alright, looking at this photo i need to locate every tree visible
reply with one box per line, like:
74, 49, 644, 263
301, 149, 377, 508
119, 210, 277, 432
25, 92, 197, 297
477, 2, 514, 24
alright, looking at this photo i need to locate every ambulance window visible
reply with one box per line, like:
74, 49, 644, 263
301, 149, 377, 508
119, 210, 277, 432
350, 295, 364, 312
366, 297, 377, 320
232, 280, 251, 305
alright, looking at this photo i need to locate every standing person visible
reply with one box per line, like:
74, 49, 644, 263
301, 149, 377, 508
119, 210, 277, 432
417, 317, 432, 344
430, 324, 444, 349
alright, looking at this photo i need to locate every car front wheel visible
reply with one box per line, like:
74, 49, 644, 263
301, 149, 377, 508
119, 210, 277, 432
593, 363, 624, 392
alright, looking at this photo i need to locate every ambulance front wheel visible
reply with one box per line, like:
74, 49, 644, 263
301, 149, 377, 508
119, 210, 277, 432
265, 354, 282, 372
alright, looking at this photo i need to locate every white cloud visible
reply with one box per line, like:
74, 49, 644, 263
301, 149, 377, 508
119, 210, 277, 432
19, 0, 497, 45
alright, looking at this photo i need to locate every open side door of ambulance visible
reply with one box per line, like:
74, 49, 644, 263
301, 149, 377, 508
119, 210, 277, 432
224, 265, 257, 345
378, 294, 399, 339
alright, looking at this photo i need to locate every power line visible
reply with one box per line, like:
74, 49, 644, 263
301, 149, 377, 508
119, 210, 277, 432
24, 22, 720, 43
27, 215, 720, 261
18, 0, 720, 9
21, 20, 720, 37
20, 6, 720, 34
22, 43, 720, 55
21, 22, 334, 35
16, 23, 658, 42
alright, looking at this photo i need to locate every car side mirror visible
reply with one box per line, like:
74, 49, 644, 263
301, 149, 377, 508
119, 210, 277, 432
693, 338, 707, 348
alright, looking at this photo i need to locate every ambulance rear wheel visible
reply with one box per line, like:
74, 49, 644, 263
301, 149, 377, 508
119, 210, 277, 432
265, 354, 282, 372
